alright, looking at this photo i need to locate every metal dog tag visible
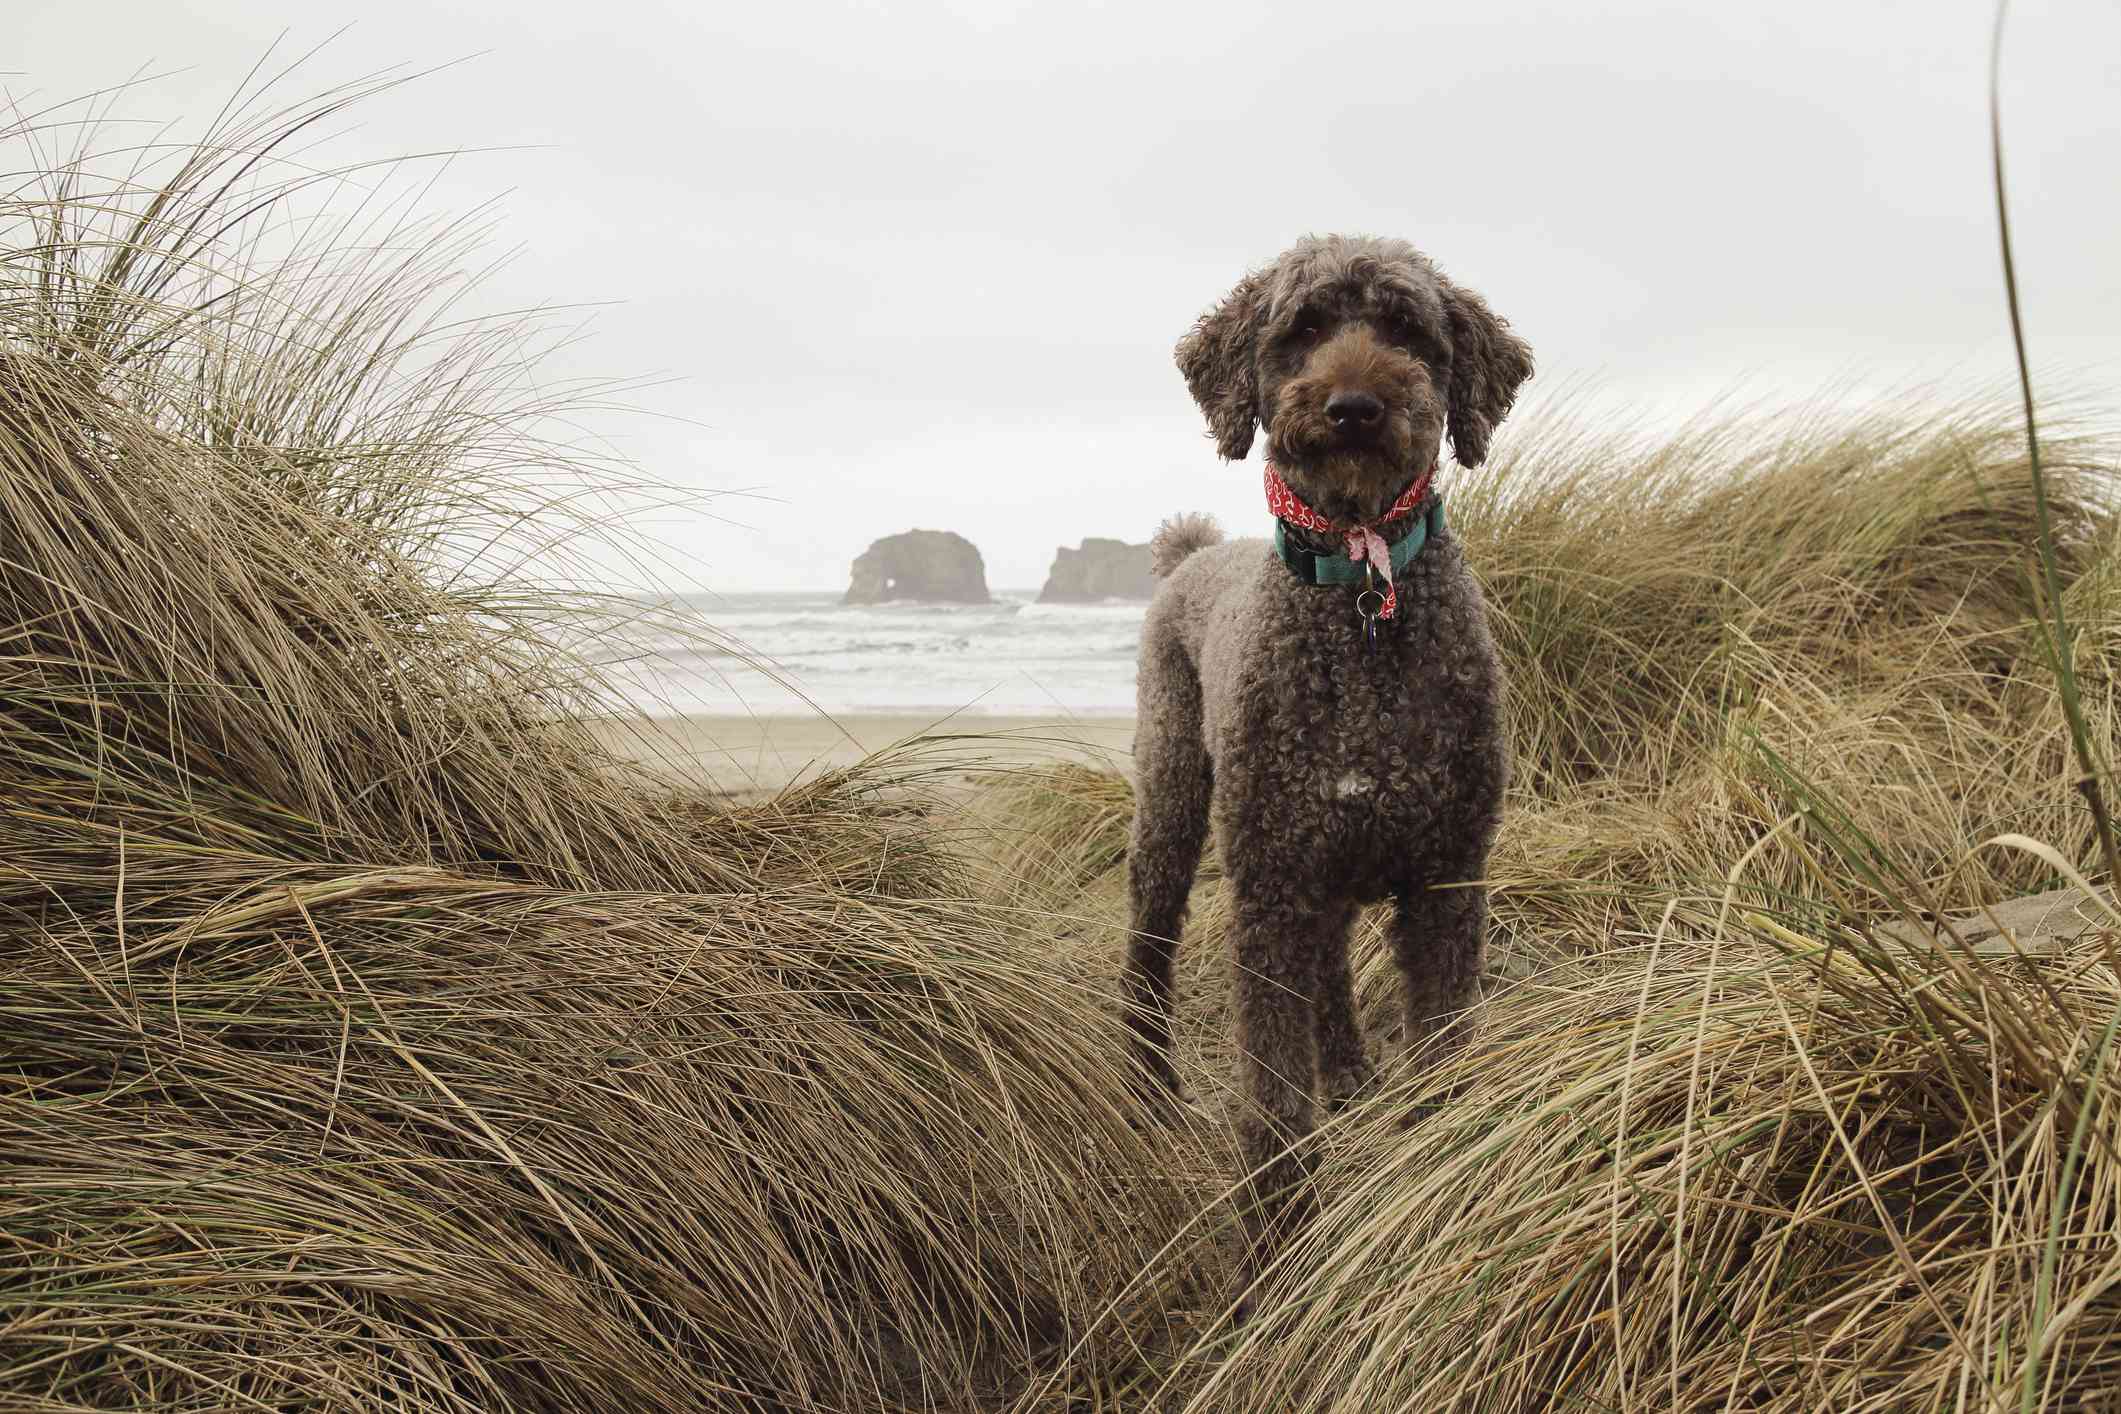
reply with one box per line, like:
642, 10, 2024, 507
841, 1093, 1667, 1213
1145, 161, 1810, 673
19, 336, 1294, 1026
1356, 565, 1385, 653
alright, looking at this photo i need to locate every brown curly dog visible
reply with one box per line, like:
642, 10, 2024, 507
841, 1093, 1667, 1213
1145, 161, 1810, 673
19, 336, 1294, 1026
1122, 233, 1532, 1271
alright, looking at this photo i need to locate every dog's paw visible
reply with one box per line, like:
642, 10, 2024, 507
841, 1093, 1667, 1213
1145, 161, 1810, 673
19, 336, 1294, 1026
1392, 1071, 1474, 1130
1127, 1077, 1202, 1132
1322, 1060, 1380, 1114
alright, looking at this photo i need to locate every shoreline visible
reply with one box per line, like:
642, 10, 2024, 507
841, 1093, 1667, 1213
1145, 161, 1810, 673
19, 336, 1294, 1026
592, 711, 1137, 794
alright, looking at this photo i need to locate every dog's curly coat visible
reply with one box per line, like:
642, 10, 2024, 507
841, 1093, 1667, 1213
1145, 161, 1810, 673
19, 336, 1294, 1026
1123, 234, 1532, 1259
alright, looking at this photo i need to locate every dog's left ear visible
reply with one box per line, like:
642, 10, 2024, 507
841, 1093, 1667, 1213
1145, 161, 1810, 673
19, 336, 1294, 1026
1175, 267, 1271, 461
1441, 281, 1534, 468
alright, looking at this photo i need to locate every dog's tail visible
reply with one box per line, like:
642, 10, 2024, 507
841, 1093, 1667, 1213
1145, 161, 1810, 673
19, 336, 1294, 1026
1149, 512, 1223, 578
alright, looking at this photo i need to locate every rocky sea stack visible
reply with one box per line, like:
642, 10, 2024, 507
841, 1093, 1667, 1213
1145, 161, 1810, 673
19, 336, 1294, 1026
1037, 537, 1154, 602
843, 529, 990, 604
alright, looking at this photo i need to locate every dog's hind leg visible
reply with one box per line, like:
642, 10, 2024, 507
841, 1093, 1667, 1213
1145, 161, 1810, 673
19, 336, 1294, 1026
1122, 644, 1212, 1105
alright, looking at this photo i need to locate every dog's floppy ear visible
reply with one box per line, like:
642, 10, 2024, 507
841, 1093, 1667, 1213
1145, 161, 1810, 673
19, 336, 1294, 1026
1175, 267, 1271, 461
1441, 280, 1534, 468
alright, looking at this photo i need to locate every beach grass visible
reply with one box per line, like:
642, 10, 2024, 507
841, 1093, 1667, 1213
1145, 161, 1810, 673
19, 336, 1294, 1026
7, 76, 2121, 1413
0, 83, 1212, 1411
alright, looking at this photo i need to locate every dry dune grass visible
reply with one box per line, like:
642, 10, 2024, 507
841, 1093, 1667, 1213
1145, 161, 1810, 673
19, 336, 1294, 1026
1186, 907, 2121, 1411
1459, 401, 2113, 798
0, 86, 1209, 1411
10, 74, 2121, 1414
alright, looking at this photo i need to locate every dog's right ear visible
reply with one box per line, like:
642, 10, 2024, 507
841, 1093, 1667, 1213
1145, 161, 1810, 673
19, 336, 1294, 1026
1174, 268, 1270, 461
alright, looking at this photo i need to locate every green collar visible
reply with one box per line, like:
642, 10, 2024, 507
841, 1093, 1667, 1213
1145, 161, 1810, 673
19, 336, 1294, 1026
1273, 496, 1446, 589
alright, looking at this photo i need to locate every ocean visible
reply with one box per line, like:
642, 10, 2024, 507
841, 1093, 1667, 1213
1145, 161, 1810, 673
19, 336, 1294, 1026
588, 590, 1147, 718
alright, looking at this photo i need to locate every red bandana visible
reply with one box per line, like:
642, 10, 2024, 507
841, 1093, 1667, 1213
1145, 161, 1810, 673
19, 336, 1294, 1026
1263, 459, 1435, 619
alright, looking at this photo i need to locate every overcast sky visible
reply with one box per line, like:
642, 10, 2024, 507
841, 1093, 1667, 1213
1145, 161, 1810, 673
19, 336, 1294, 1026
12, 0, 2121, 592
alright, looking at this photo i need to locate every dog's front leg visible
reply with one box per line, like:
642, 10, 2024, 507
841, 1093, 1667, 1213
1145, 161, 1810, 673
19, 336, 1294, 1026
1391, 870, 1488, 1069
1228, 885, 1333, 1287
1122, 640, 1212, 1111
1313, 922, 1374, 1111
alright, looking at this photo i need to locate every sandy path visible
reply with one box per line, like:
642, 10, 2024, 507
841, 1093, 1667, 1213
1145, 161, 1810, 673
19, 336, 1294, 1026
591, 712, 1137, 794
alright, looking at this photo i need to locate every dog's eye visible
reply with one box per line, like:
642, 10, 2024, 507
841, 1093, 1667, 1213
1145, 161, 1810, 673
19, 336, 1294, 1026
1384, 317, 1415, 347
1286, 311, 1324, 344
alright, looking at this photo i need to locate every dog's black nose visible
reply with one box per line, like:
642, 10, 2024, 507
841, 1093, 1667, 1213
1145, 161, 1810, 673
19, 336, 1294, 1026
1326, 390, 1384, 434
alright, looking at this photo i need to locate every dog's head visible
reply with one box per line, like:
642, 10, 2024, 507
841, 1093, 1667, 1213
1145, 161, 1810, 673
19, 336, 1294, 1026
1174, 235, 1533, 524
